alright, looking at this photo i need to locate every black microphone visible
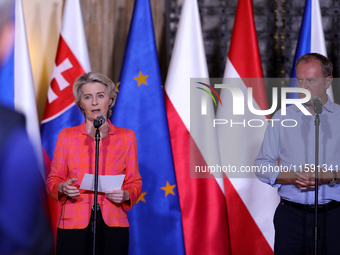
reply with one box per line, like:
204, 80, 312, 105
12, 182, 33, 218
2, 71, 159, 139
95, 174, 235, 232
311, 96, 322, 114
93, 114, 106, 128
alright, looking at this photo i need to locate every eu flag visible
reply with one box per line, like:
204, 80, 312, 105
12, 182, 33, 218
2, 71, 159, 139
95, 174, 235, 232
111, 0, 185, 254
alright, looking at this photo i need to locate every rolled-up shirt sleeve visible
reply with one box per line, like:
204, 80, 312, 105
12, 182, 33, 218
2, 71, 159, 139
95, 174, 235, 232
254, 112, 282, 188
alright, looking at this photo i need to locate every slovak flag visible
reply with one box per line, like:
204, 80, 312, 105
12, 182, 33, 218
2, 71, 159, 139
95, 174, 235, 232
40, 0, 91, 243
290, 0, 333, 100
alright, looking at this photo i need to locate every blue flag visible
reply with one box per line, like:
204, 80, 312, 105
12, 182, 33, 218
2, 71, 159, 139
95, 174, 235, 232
0, 50, 14, 109
290, 0, 311, 81
111, 0, 185, 254
0, 0, 45, 178
288, 0, 311, 99
289, 0, 333, 99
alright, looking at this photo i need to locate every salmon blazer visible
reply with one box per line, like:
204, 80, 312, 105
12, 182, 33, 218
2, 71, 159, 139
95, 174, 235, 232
47, 121, 142, 229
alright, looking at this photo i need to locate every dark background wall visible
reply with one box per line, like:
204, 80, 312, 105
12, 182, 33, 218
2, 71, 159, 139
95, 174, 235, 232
80, 0, 340, 104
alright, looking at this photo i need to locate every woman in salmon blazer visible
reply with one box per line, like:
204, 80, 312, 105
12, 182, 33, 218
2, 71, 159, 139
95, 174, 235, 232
47, 72, 142, 255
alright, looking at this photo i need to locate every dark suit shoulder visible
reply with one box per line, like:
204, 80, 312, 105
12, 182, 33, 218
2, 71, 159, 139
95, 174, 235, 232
0, 105, 26, 128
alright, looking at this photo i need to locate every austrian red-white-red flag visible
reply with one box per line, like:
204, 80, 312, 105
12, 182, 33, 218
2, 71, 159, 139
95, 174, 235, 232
40, 0, 91, 246
164, 0, 230, 254
216, 0, 279, 254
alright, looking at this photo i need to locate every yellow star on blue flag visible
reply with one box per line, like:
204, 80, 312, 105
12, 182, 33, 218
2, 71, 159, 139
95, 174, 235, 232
136, 191, 147, 203
161, 181, 176, 197
134, 71, 149, 87
111, 0, 184, 254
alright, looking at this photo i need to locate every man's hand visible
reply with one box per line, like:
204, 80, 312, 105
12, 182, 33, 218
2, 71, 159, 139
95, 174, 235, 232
276, 165, 334, 190
276, 169, 315, 190
294, 166, 316, 190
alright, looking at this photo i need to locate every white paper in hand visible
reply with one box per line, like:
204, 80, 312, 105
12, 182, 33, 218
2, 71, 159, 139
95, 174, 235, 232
79, 173, 125, 192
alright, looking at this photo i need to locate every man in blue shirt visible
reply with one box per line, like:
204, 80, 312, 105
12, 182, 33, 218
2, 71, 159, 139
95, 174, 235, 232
255, 53, 340, 255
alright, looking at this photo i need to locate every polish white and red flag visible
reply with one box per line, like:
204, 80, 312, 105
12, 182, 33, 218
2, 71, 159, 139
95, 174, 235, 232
165, 0, 230, 254
40, 0, 90, 244
216, 0, 279, 254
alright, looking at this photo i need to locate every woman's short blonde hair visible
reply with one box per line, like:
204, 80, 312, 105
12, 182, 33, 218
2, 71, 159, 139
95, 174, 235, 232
73, 72, 117, 118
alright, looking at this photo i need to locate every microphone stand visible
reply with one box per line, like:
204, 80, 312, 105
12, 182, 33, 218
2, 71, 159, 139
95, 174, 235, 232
314, 113, 320, 255
92, 125, 101, 255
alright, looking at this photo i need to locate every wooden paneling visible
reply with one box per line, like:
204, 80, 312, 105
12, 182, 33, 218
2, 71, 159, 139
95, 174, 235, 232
79, 0, 166, 85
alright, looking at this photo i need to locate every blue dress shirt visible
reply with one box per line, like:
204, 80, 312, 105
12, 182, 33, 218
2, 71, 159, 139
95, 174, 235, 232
255, 98, 340, 205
